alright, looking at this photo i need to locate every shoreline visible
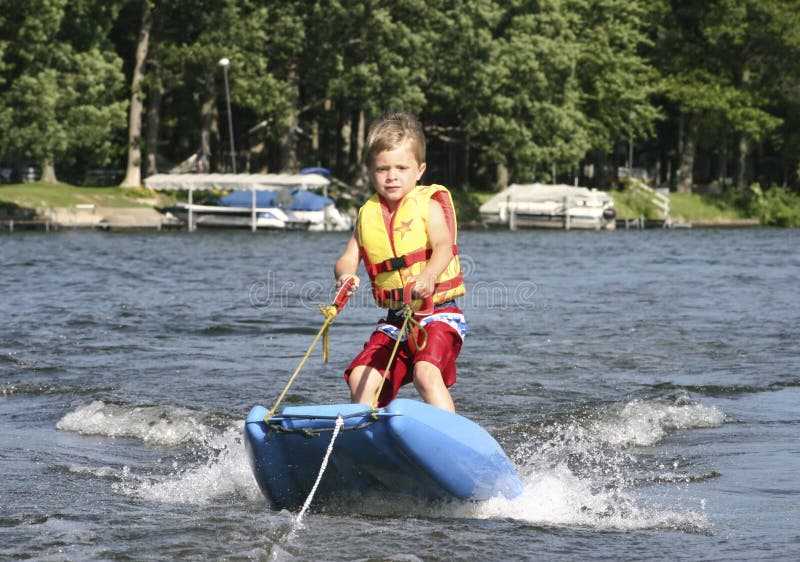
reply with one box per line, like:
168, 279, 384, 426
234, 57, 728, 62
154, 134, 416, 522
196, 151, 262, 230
1, 206, 766, 232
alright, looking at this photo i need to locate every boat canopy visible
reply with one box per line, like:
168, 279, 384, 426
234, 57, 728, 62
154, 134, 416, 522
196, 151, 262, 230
144, 172, 330, 192
286, 189, 334, 211
479, 183, 612, 214
218, 189, 334, 211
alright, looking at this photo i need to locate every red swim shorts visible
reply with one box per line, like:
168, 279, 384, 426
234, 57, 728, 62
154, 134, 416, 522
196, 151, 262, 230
344, 319, 463, 407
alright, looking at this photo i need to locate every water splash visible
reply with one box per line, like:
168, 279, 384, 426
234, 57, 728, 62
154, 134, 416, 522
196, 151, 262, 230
115, 425, 263, 504
471, 394, 724, 532
57, 400, 263, 504
462, 468, 710, 533
586, 395, 725, 447
55, 394, 720, 532
56, 400, 214, 446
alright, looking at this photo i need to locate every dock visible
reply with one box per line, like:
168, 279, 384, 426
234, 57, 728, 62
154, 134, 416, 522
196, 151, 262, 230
1, 206, 173, 232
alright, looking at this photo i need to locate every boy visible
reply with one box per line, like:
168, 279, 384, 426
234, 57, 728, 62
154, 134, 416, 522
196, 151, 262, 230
333, 112, 467, 412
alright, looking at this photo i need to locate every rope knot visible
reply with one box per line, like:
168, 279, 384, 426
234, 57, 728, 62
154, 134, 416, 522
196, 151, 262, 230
401, 305, 428, 352
318, 304, 340, 364
370, 305, 428, 411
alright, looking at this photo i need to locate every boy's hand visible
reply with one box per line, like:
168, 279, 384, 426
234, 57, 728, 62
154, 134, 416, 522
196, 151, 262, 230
409, 274, 435, 299
337, 274, 360, 297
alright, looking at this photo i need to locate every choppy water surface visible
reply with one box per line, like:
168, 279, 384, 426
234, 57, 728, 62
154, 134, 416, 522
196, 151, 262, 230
1, 228, 798, 561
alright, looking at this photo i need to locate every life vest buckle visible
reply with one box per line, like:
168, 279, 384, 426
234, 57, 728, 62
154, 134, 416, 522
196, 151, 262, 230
383, 256, 407, 272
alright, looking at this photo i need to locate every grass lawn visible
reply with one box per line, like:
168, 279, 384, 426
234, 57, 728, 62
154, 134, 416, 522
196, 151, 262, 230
0, 183, 176, 209
667, 192, 750, 222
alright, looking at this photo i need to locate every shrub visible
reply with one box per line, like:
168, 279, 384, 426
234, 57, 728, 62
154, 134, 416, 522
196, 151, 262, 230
746, 184, 800, 227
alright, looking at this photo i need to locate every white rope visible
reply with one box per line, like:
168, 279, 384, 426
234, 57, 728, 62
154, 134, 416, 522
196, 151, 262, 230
294, 414, 344, 524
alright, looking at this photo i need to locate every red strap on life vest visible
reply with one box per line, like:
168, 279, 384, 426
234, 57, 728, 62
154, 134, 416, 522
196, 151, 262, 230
364, 248, 432, 276
372, 273, 465, 304
363, 245, 459, 277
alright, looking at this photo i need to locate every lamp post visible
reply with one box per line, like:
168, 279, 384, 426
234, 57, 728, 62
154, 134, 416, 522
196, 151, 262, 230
628, 130, 633, 178
218, 57, 237, 173
628, 111, 635, 179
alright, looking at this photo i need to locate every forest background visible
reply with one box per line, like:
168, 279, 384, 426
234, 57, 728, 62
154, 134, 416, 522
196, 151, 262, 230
1, 0, 800, 224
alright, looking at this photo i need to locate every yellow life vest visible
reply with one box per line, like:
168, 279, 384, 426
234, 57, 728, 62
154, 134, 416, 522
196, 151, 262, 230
357, 184, 466, 308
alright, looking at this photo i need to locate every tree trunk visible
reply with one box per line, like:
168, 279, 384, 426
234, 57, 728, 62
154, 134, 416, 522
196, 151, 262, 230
717, 122, 728, 188
281, 112, 299, 172
735, 66, 751, 191
677, 114, 696, 193
736, 132, 748, 191
463, 131, 471, 191
339, 109, 352, 177
494, 161, 509, 191
311, 118, 319, 163
280, 63, 299, 172
354, 109, 366, 180
40, 159, 58, 184
120, 3, 151, 187
199, 71, 218, 170
145, 72, 162, 176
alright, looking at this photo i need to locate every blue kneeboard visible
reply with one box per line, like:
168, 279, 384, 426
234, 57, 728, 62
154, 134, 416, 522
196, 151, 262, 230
244, 398, 523, 510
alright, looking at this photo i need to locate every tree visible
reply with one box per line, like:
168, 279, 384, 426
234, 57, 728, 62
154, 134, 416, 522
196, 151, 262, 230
0, 0, 127, 184
655, 0, 787, 192
424, 0, 506, 188
119, 0, 151, 187
425, 0, 659, 189
300, 0, 432, 183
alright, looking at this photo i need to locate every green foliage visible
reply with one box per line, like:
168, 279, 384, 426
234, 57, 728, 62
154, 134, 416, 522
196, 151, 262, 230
449, 186, 484, 224
0, 0, 127, 178
745, 184, 800, 227
668, 190, 750, 222
611, 184, 660, 220
0, 0, 799, 198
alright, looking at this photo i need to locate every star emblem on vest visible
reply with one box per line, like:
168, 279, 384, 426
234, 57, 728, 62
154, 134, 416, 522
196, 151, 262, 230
394, 218, 414, 238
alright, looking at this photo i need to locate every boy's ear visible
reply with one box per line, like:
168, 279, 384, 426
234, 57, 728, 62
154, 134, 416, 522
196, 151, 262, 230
417, 162, 427, 180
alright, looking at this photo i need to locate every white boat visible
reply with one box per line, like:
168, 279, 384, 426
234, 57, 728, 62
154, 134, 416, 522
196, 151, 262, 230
160, 202, 310, 230
480, 183, 616, 230
145, 172, 353, 232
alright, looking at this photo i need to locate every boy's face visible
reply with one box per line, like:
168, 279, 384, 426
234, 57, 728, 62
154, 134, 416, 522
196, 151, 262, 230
370, 140, 426, 211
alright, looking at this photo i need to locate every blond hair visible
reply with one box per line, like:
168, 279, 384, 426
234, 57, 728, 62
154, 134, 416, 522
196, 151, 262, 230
364, 112, 426, 168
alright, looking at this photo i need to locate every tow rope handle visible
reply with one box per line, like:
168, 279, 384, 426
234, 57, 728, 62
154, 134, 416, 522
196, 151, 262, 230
332, 275, 356, 310
402, 280, 434, 317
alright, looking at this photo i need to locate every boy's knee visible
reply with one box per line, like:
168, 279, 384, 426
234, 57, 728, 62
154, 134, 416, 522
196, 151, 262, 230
413, 361, 442, 386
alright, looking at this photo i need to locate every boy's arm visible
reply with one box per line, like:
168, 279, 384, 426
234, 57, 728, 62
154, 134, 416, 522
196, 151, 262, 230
412, 199, 454, 299
334, 232, 361, 295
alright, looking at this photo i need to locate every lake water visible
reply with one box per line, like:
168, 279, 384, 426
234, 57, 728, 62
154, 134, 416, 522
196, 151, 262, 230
1, 227, 798, 561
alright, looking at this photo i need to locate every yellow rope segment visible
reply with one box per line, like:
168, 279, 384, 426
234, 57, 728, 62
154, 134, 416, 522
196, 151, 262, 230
370, 306, 428, 414
265, 304, 340, 421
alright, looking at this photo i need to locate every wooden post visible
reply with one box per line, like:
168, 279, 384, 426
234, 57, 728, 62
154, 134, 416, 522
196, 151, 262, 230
251, 188, 257, 232
188, 189, 195, 232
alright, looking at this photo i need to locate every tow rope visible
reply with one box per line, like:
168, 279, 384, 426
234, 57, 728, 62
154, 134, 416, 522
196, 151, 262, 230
264, 278, 431, 518
265, 276, 355, 421
295, 414, 344, 525
370, 282, 432, 413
